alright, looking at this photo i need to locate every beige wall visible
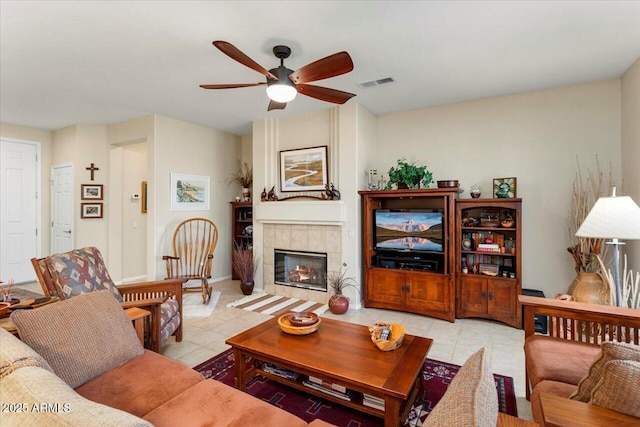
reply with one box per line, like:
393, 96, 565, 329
621, 57, 640, 269
153, 115, 241, 281
376, 80, 622, 298
0, 123, 52, 258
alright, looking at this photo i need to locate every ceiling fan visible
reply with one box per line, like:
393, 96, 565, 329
200, 41, 356, 111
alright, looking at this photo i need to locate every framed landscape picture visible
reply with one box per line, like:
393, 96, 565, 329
493, 177, 517, 198
170, 173, 210, 211
81, 203, 103, 219
81, 184, 103, 200
279, 146, 328, 192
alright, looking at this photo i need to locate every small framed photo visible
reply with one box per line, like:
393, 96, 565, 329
81, 203, 103, 219
81, 184, 103, 200
279, 145, 328, 192
493, 177, 517, 198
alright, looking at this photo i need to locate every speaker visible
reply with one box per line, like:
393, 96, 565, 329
521, 288, 548, 334
379, 258, 396, 269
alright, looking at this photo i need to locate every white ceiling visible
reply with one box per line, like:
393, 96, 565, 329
2, 1, 639, 136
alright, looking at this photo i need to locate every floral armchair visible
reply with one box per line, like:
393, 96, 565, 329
31, 247, 184, 352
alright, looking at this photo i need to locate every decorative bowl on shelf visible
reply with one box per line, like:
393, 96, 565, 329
437, 180, 459, 188
288, 312, 319, 326
278, 313, 321, 335
368, 322, 405, 351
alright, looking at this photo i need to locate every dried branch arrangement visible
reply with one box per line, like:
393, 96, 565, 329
567, 156, 612, 272
227, 162, 253, 188
598, 254, 640, 309
232, 241, 260, 283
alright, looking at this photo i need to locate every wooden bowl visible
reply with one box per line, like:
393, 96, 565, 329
288, 312, 319, 326
0, 302, 11, 317
278, 314, 321, 335
437, 180, 459, 188
368, 322, 405, 351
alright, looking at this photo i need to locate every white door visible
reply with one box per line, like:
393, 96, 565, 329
51, 164, 74, 253
0, 140, 38, 283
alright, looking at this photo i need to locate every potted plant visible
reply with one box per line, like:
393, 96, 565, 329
326, 268, 359, 314
227, 162, 253, 201
384, 158, 433, 190
232, 241, 260, 295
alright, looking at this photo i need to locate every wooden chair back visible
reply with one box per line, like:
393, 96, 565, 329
30, 257, 63, 299
169, 218, 219, 279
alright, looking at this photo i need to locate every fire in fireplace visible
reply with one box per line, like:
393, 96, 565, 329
274, 249, 328, 292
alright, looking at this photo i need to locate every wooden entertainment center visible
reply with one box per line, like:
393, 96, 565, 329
359, 189, 458, 322
360, 189, 522, 327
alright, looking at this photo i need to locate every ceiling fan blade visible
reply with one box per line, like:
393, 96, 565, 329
289, 52, 354, 84
297, 84, 356, 104
200, 83, 266, 89
267, 100, 287, 111
213, 41, 277, 80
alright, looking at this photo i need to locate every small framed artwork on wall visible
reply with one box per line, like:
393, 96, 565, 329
81, 184, 103, 200
493, 177, 517, 198
81, 203, 103, 219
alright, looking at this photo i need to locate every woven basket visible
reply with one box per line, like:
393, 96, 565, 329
368, 322, 405, 351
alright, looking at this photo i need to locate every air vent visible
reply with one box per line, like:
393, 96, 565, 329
358, 77, 397, 89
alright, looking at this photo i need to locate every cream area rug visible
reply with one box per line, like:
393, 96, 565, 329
182, 291, 221, 318
227, 291, 327, 317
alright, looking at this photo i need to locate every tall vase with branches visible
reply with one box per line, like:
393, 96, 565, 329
232, 241, 260, 295
566, 156, 613, 304
227, 162, 253, 201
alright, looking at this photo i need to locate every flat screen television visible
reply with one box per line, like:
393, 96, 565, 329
374, 209, 443, 252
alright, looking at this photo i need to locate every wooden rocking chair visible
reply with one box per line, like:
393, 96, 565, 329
163, 218, 219, 303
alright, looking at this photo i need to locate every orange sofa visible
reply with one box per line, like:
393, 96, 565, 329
520, 295, 640, 426
1, 290, 333, 427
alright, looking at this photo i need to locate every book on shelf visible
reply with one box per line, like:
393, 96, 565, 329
362, 393, 385, 410
262, 363, 300, 381
307, 375, 348, 394
302, 380, 354, 401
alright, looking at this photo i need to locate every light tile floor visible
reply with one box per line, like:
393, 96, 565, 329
18, 279, 533, 421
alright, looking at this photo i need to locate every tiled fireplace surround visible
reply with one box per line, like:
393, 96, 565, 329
262, 223, 343, 305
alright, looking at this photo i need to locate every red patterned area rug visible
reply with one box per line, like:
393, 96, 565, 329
194, 349, 517, 426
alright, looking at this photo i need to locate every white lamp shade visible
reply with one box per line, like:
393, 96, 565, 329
266, 84, 297, 103
576, 195, 640, 240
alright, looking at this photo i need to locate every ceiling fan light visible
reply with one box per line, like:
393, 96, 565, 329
266, 84, 297, 103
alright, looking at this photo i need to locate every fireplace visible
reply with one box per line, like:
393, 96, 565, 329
274, 249, 328, 292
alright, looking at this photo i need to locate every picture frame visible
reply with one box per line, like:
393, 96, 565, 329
81, 203, 103, 219
279, 146, 328, 192
493, 177, 517, 198
170, 173, 210, 211
141, 181, 147, 214
81, 184, 103, 200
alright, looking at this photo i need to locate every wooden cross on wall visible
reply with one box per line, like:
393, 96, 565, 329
86, 163, 99, 181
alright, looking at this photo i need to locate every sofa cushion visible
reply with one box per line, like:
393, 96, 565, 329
45, 247, 123, 302
0, 365, 151, 427
590, 359, 640, 418
0, 328, 53, 378
11, 290, 143, 388
530, 380, 578, 425
570, 341, 640, 402
142, 378, 308, 427
76, 349, 204, 418
424, 347, 498, 427
525, 335, 600, 390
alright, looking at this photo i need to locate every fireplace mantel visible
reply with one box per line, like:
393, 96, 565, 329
255, 200, 345, 225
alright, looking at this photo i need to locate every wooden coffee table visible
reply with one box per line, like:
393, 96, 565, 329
226, 316, 432, 427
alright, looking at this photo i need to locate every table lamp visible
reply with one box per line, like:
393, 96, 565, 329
575, 187, 640, 306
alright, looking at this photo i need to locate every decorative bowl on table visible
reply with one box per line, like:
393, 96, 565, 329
288, 312, 319, 326
0, 302, 11, 317
368, 321, 405, 351
278, 313, 321, 335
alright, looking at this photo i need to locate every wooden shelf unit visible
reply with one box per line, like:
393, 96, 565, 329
230, 201, 253, 280
359, 189, 458, 322
455, 198, 522, 328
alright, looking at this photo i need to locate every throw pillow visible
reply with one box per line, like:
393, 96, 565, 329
45, 247, 123, 302
11, 290, 143, 389
0, 328, 54, 378
570, 341, 640, 402
590, 359, 640, 418
0, 365, 152, 427
424, 347, 498, 426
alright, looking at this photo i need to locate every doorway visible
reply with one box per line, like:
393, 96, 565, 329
51, 164, 74, 253
0, 139, 41, 284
